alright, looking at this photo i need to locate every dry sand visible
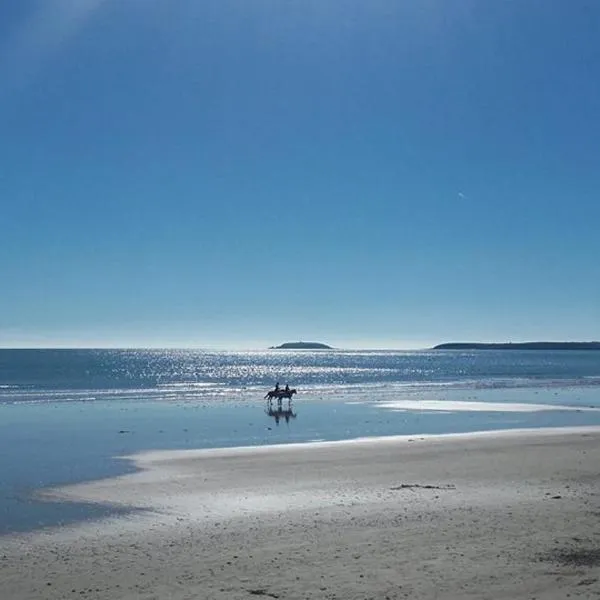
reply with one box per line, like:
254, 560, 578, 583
2, 427, 600, 599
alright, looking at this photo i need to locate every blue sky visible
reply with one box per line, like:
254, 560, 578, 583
1, 1, 599, 349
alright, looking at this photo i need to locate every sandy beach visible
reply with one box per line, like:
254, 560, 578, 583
2, 427, 600, 599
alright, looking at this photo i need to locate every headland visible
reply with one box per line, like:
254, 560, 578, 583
434, 341, 600, 350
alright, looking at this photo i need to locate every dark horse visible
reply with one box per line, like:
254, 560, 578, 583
264, 388, 297, 401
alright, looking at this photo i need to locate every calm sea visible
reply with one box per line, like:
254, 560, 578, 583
2, 348, 600, 405
1, 348, 600, 535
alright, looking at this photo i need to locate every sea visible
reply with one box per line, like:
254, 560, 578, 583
1, 347, 600, 535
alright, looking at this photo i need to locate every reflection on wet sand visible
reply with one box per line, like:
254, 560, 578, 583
265, 398, 297, 425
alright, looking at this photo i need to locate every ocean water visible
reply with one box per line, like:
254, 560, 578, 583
2, 348, 600, 403
1, 348, 600, 535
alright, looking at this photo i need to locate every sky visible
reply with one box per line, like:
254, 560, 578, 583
1, 0, 599, 349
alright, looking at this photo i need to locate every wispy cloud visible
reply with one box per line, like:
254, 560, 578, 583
0, 0, 106, 97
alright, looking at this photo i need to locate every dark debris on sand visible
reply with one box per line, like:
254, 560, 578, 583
248, 589, 279, 598
543, 546, 600, 568
390, 484, 456, 491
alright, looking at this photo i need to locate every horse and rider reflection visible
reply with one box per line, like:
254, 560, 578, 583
265, 382, 297, 425
265, 401, 297, 425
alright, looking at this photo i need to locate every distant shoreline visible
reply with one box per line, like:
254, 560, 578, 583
433, 342, 600, 350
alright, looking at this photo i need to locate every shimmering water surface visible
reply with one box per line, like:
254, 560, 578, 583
2, 348, 600, 403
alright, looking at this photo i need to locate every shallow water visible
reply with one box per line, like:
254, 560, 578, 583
1, 384, 600, 535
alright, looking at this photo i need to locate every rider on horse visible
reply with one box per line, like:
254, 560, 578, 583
265, 383, 296, 401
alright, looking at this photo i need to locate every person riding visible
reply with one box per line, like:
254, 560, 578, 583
274, 382, 280, 392
285, 384, 290, 393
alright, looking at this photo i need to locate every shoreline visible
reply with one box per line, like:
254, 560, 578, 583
31, 425, 600, 528
2, 384, 600, 538
122, 423, 600, 461
2, 427, 600, 599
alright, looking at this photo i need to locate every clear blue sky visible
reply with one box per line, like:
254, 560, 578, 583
1, 1, 599, 349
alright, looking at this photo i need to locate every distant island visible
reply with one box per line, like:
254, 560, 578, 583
270, 341, 333, 350
433, 342, 600, 350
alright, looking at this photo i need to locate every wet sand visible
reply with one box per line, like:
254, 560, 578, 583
2, 427, 600, 599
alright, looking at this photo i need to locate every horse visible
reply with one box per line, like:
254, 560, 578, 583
264, 388, 297, 401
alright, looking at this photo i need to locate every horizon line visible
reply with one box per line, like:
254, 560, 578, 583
1, 340, 599, 352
